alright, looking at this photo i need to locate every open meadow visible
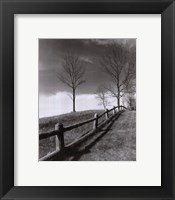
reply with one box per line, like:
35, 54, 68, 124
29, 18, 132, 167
39, 110, 106, 158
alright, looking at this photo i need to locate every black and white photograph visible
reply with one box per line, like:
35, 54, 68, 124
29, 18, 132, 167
39, 39, 136, 161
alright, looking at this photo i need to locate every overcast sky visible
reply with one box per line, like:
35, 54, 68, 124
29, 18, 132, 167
39, 39, 136, 117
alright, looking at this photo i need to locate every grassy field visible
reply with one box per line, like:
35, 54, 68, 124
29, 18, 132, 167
39, 110, 104, 159
75, 111, 136, 161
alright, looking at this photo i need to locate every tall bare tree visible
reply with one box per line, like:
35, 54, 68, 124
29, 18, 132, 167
100, 43, 136, 107
57, 52, 85, 112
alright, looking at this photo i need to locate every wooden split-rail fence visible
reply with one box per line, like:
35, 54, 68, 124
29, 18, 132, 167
39, 105, 127, 161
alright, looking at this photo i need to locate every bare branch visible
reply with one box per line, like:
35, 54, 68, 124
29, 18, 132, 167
95, 86, 110, 110
57, 51, 86, 112
100, 42, 136, 106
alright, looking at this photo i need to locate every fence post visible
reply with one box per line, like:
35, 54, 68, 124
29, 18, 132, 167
93, 113, 98, 129
113, 106, 116, 115
55, 123, 64, 152
105, 109, 109, 120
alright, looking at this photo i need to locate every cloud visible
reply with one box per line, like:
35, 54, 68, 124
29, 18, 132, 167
80, 56, 93, 64
83, 39, 136, 48
39, 39, 136, 97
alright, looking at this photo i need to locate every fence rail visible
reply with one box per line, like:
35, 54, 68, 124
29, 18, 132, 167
39, 105, 127, 161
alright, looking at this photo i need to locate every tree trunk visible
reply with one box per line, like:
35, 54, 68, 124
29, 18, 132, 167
73, 88, 76, 112
103, 100, 106, 110
117, 89, 120, 107
117, 97, 120, 107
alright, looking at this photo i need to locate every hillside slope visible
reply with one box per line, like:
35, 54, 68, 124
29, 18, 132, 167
39, 110, 104, 158
68, 111, 136, 161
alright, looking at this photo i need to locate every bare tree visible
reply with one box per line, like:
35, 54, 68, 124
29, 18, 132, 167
100, 43, 136, 107
57, 52, 85, 112
125, 93, 136, 110
95, 86, 109, 110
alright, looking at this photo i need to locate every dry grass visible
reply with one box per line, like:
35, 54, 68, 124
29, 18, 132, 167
67, 111, 136, 161
39, 110, 136, 161
39, 110, 104, 158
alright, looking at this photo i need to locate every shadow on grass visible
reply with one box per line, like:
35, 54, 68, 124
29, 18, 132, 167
64, 113, 122, 161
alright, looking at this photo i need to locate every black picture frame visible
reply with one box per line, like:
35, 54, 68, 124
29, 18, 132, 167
0, 0, 175, 199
